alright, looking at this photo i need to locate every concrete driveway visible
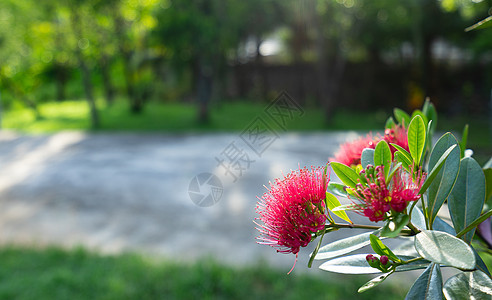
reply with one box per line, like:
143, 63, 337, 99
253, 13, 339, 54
0, 131, 391, 272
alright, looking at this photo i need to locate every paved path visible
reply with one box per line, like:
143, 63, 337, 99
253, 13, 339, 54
0, 131, 400, 273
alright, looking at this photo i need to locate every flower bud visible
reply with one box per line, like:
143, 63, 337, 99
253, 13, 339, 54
366, 254, 380, 269
380, 255, 389, 266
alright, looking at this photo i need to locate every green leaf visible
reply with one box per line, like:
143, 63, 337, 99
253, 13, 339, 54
391, 143, 412, 160
331, 162, 360, 189
325, 192, 352, 224
410, 206, 426, 230
381, 214, 410, 238
448, 157, 486, 243
408, 115, 426, 166
369, 234, 400, 262
395, 260, 431, 272
411, 110, 429, 127
422, 99, 437, 134
394, 108, 411, 126
425, 120, 433, 155
361, 148, 375, 169
386, 162, 402, 185
459, 124, 468, 159
405, 263, 443, 300
327, 182, 349, 198
319, 254, 382, 274
443, 271, 492, 300
319, 254, 422, 274
484, 168, 492, 204
358, 272, 394, 293
433, 216, 456, 235
315, 230, 380, 260
331, 204, 358, 212
484, 157, 492, 169
465, 15, 492, 32
414, 230, 476, 270
456, 209, 492, 239
419, 144, 457, 195
474, 249, 491, 277
385, 116, 396, 129
427, 133, 461, 227
395, 151, 411, 172
485, 157, 492, 204
374, 140, 392, 179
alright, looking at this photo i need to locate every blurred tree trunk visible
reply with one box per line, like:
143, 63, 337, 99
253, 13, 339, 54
100, 54, 115, 106
70, 7, 100, 129
255, 36, 269, 101
113, 10, 142, 114
196, 62, 212, 124
310, 0, 345, 123
412, 0, 439, 101
54, 64, 68, 102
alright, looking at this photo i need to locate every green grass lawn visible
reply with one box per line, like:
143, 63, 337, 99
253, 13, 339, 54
0, 246, 406, 300
2, 99, 490, 162
1, 99, 389, 133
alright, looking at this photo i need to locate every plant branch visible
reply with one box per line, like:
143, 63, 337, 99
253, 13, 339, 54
325, 223, 381, 231
406, 221, 421, 235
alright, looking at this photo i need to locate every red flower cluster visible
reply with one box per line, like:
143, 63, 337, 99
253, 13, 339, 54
384, 125, 409, 154
255, 167, 328, 255
331, 125, 409, 167
331, 133, 380, 167
353, 166, 425, 222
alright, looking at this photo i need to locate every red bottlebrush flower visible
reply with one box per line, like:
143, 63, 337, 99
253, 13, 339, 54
331, 133, 381, 167
255, 166, 328, 256
390, 168, 426, 212
352, 165, 426, 222
354, 166, 391, 222
384, 125, 409, 154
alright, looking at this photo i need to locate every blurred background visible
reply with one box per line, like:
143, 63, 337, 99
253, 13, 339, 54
0, 0, 491, 299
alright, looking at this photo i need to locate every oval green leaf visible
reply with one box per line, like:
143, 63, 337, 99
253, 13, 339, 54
448, 157, 486, 243
327, 182, 349, 198
361, 148, 375, 169
395, 151, 411, 172
414, 230, 476, 270
443, 270, 492, 299
331, 162, 359, 189
374, 140, 392, 179
411, 110, 429, 127
422, 99, 437, 134
369, 234, 400, 262
408, 115, 426, 166
385, 116, 396, 129
427, 133, 461, 227
315, 230, 380, 260
410, 206, 426, 230
394, 108, 411, 126
459, 124, 469, 159
319, 254, 381, 274
433, 216, 456, 235
319, 254, 423, 274
419, 144, 457, 195
405, 263, 443, 300
358, 272, 394, 293
325, 192, 352, 224
484, 168, 492, 204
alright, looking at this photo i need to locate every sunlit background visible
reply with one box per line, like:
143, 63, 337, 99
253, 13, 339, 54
0, 0, 491, 299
